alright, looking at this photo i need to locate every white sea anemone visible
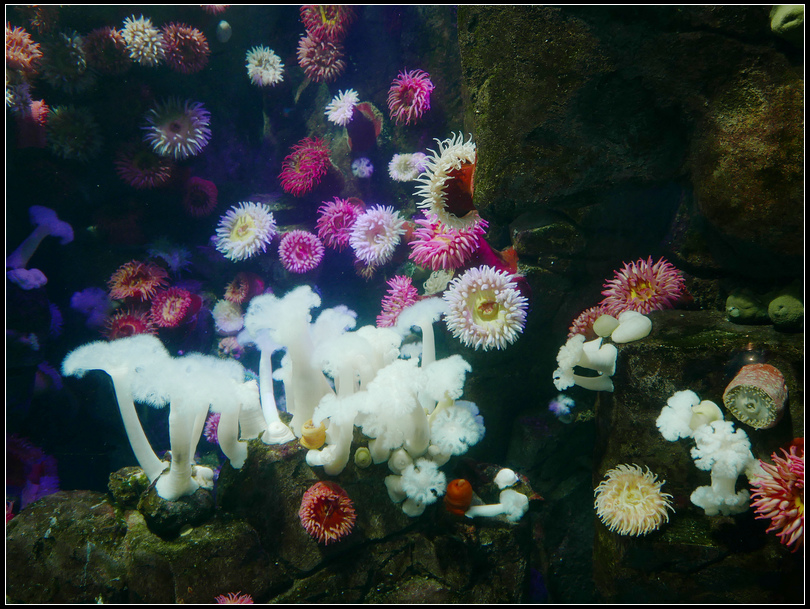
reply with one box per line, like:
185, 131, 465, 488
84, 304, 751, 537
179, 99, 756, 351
245, 45, 284, 87
349, 205, 405, 267
215, 201, 277, 261
443, 265, 528, 351
325, 89, 359, 126
122, 15, 164, 66
429, 401, 485, 456
212, 299, 244, 335
388, 153, 426, 182
594, 464, 674, 536
414, 133, 478, 229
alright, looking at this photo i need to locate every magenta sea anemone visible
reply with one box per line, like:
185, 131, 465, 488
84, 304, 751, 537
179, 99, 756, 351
182, 176, 218, 217
443, 265, 529, 351
278, 230, 325, 274
600, 256, 685, 316
349, 205, 406, 267
142, 97, 211, 160
750, 444, 804, 551
377, 275, 420, 328
316, 196, 364, 251
387, 69, 435, 126
409, 213, 488, 271
279, 136, 332, 197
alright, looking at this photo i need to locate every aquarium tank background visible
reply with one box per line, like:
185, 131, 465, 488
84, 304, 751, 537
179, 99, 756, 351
5, 5, 804, 604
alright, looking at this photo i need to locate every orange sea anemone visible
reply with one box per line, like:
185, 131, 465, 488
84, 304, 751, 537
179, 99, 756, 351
224, 272, 264, 305
108, 260, 170, 301
444, 479, 474, 516
104, 307, 156, 340
6, 23, 43, 78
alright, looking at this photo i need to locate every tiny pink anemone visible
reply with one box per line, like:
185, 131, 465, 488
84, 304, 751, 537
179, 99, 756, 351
349, 205, 406, 267
750, 444, 804, 551
408, 213, 488, 271
316, 196, 364, 251
600, 256, 685, 316
377, 275, 420, 328
387, 69, 435, 126
278, 230, 325, 274
279, 136, 332, 197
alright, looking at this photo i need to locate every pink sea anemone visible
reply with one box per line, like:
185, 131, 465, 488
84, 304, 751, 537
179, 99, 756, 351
316, 196, 364, 251
115, 141, 174, 189
204, 412, 221, 444
83, 27, 131, 74
408, 213, 488, 271
182, 176, 218, 217
104, 307, 156, 340
300, 5, 356, 42
142, 97, 211, 160
443, 265, 529, 351
387, 69, 435, 126
149, 287, 200, 328
377, 275, 420, 328
600, 256, 685, 316
750, 443, 804, 551
296, 31, 346, 83
215, 591, 253, 604
279, 136, 332, 197
108, 260, 169, 301
349, 205, 406, 267
13, 98, 49, 149
224, 272, 264, 305
568, 305, 607, 340
161, 23, 210, 74
278, 230, 325, 274
299, 481, 357, 545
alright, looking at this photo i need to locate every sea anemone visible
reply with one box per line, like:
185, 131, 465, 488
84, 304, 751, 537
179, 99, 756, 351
750, 444, 804, 551
349, 205, 406, 267
13, 97, 48, 149
108, 260, 169, 301
387, 69, 435, 126
104, 308, 156, 340
6, 23, 43, 78
224, 272, 264, 304
40, 30, 95, 94
594, 464, 674, 536
409, 213, 488, 272
548, 393, 576, 422
351, 157, 374, 178
121, 15, 164, 67
325, 89, 359, 126
443, 265, 529, 351
278, 230, 325, 274
279, 136, 332, 197
398, 458, 447, 516
214, 201, 277, 261
149, 287, 198, 328
722, 363, 788, 430
212, 299, 244, 335
115, 141, 174, 189
568, 305, 607, 340
388, 153, 428, 182
296, 31, 346, 83
299, 481, 357, 545
300, 5, 356, 42
204, 412, 221, 444
161, 23, 210, 74
316, 196, 364, 251
429, 402, 485, 456
215, 592, 253, 604
444, 479, 474, 516
182, 176, 218, 217
83, 27, 131, 74
46, 105, 102, 162
377, 275, 420, 328
300, 419, 327, 450
415, 133, 478, 230
245, 45, 284, 87
143, 97, 211, 160
600, 256, 685, 316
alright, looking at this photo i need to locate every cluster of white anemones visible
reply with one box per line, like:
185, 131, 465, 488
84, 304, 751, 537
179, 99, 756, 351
414, 133, 477, 230
245, 45, 285, 87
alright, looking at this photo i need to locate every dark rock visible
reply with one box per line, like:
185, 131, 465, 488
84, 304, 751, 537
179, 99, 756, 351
137, 481, 216, 539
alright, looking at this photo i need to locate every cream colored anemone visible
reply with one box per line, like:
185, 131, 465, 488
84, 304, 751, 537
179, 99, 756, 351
594, 464, 674, 536
414, 133, 478, 230
215, 201, 277, 262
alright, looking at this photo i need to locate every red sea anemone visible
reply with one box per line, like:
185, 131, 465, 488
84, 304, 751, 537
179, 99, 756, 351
316, 196, 364, 251
296, 31, 346, 83
387, 69, 435, 126
377, 275, 420, 328
299, 481, 357, 545
104, 307, 156, 339
115, 141, 174, 189
161, 23, 210, 74
149, 287, 200, 328
224, 272, 264, 305
279, 136, 332, 197
83, 27, 131, 74
750, 444, 804, 551
568, 305, 607, 340
142, 97, 212, 160
182, 176, 218, 217
300, 5, 356, 42
278, 230, 325, 274
600, 256, 685, 316
108, 260, 170, 301
408, 213, 488, 271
